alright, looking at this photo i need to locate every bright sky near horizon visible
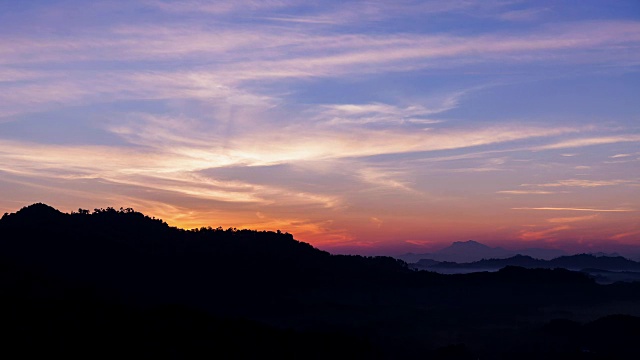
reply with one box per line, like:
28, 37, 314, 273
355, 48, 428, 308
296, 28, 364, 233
1, 0, 639, 255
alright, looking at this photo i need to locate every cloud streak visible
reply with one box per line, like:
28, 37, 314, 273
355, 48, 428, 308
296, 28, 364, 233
513, 207, 636, 212
528, 179, 637, 188
535, 135, 640, 150
497, 190, 557, 195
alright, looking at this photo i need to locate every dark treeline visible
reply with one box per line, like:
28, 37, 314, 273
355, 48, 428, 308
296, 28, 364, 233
2, 203, 640, 359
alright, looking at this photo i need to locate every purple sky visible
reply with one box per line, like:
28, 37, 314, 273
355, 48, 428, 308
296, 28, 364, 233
1, 1, 639, 255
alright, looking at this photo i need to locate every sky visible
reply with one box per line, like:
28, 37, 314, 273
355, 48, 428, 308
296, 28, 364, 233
1, 0, 639, 255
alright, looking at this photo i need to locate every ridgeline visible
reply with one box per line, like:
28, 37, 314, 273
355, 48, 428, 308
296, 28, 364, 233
2, 203, 640, 359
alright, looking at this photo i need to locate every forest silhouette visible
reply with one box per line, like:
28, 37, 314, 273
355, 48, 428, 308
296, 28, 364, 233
2, 203, 640, 359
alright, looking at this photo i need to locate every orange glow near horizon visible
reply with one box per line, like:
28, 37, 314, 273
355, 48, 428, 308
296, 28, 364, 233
0, 1, 639, 256
3, 192, 637, 256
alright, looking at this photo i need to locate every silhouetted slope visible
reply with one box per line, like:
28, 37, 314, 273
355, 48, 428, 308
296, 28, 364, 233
2, 203, 640, 359
0, 203, 410, 308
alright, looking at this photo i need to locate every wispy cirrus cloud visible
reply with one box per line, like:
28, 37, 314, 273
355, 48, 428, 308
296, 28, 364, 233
3, 20, 640, 71
2, 19, 640, 121
513, 207, 636, 212
98, 109, 580, 165
610, 229, 640, 240
144, 0, 298, 15
0, 139, 345, 213
147, 0, 528, 26
527, 179, 637, 188
198, 124, 577, 164
497, 190, 557, 195
519, 225, 572, 241
1, 1, 639, 253
316, 102, 447, 126
534, 135, 640, 150
547, 215, 598, 223
610, 153, 632, 158
357, 166, 417, 192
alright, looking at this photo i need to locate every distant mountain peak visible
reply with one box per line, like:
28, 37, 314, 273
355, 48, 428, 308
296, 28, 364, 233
455, 240, 482, 245
450, 240, 489, 248
441, 240, 500, 254
401, 240, 514, 263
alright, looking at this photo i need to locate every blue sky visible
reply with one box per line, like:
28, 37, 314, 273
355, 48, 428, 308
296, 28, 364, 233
1, 0, 639, 254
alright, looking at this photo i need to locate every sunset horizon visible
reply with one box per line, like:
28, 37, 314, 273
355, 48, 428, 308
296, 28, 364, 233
1, 1, 639, 257
4, 201, 640, 259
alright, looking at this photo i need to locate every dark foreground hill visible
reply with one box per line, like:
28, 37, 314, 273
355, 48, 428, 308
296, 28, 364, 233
2, 203, 640, 359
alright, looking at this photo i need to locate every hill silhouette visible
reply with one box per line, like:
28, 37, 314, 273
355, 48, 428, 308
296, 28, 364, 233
2, 203, 640, 358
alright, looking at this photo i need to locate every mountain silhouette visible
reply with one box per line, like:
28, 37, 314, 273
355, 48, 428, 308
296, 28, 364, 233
441, 240, 511, 259
414, 253, 640, 273
398, 240, 512, 263
2, 203, 640, 359
398, 240, 566, 263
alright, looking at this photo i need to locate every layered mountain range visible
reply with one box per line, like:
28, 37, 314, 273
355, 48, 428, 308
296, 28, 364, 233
398, 240, 568, 263
2, 203, 640, 359
400, 240, 640, 283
